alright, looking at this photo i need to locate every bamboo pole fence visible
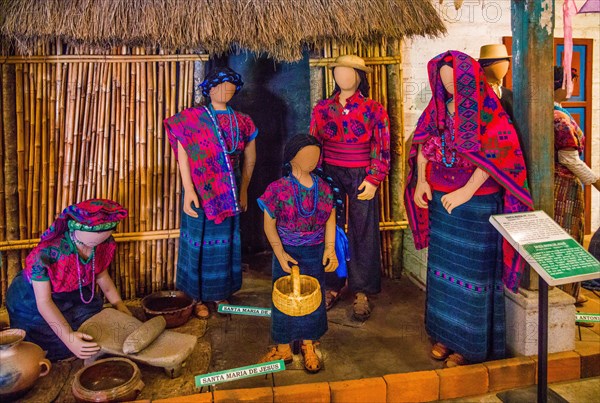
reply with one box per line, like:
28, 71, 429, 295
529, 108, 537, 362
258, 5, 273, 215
0, 41, 197, 305
310, 40, 408, 279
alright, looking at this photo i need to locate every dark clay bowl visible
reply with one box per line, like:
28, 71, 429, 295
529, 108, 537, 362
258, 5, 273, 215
72, 358, 144, 402
141, 291, 195, 328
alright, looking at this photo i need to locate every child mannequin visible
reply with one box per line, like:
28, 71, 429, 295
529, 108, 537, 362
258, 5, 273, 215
257, 135, 338, 373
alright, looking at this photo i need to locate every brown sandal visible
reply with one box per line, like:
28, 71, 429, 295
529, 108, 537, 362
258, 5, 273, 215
194, 303, 210, 319
430, 342, 451, 360
259, 345, 293, 364
353, 293, 371, 321
325, 290, 341, 311
301, 342, 321, 373
444, 353, 468, 368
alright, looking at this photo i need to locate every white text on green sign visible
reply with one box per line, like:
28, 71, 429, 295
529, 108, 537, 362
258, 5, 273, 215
195, 360, 285, 387
217, 304, 271, 317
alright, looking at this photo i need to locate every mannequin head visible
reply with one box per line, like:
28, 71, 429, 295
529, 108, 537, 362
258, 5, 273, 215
333, 67, 370, 97
72, 229, 114, 247
334, 66, 360, 92
478, 44, 511, 84
200, 67, 243, 106
328, 55, 372, 97
481, 60, 510, 83
209, 82, 237, 104
554, 65, 578, 103
290, 145, 321, 174
439, 64, 454, 96
283, 135, 322, 176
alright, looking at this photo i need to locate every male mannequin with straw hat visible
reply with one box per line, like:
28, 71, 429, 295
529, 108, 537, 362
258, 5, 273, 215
478, 44, 514, 121
310, 55, 391, 321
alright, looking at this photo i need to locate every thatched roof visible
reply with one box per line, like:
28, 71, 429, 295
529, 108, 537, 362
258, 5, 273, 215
0, 0, 446, 61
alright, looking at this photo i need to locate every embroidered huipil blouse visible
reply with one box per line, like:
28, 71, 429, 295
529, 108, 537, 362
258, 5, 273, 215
310, 91, 391, 186
24, 234, 115, 293
164, 107, 257, 223
258, 176, 334, 246
421, 112, 501, 195
554, 105, 585, 179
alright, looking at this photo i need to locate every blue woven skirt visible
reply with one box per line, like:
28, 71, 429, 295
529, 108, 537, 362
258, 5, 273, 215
176, 196, 241, 302
7, 273, 103, 361
425, 191, 505, 363
271, 244, 328, 344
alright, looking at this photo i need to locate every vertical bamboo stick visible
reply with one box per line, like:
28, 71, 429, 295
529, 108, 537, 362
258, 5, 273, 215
0, 77, 6, 305
25, 63, 34, 237
15, 63, 27, 250
48, 54, 57, 225
2, 64, 22, 284
40, 44, 49, 231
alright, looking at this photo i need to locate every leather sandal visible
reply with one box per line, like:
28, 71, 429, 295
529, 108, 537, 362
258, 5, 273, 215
352, 293, 371, 321
430, 342, 451, 360
194, 302, 210, 319
444, 353, 468, 368
301, 342, 321, 373
325, 290, 341, 311
259, 345, 293, 364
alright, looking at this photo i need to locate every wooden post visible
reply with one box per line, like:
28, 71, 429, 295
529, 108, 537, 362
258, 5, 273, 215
511, 0, 555, 290
386, 39, 404, 278
2, 65, 22, 285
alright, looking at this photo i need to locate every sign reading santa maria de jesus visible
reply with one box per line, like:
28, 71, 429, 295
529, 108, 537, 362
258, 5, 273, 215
490, 211, 600, 286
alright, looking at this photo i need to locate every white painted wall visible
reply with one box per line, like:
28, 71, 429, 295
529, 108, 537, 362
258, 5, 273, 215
402, 0, 600, 232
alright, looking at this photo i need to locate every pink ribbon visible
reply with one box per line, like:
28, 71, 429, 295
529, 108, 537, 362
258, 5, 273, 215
563, 0, 578, 98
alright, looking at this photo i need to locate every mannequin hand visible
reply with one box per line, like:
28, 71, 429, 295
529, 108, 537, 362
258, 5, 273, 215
414, 178, 432, 209
357, 180, 377, 200
276, 250, 298, 274
239, 190, 248, 212
183, 190, 200, 218
113, 301, 133, 316
322, 245, 338, 272
441, 186, 475, 214
66, 332, 100, 359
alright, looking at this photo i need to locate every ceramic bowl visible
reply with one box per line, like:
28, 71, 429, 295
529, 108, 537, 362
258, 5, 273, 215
72, 357, 144, 402
141, 291, 195, 328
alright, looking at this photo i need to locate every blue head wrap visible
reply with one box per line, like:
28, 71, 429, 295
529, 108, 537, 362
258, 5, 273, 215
200, 67, 244, 98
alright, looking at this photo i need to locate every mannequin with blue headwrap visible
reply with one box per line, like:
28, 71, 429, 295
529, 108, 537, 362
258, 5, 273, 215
164, 67, 258, 318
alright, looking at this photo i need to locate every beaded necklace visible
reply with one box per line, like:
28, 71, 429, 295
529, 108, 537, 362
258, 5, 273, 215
206, 104, 240, 155
289, 174, 319, 218
70, 232, 96, 304
440, 97, 457, 168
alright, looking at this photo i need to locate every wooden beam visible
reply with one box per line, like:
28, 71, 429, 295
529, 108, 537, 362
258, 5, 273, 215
511, 0, 556, 290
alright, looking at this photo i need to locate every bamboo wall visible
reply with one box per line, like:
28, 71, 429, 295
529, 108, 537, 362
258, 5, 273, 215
0, 40, 202, 305
310, 39, 407, 279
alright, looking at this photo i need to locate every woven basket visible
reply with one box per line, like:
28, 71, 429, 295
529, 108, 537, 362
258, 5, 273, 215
272, 265, 322, 317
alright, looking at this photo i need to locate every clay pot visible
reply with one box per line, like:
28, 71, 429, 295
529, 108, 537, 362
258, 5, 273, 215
72, 357, 144, 403
141, 291, 195, 328
0, 329, 51, 401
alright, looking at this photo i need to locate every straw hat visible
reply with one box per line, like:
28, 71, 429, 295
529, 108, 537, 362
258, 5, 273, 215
328, 55, 373, 73
478, 44, 511, 60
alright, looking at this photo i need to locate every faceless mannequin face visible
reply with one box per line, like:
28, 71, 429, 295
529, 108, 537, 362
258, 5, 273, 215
333, 67, 360, 92
483, 60, 510, 82
290, 145, 321, 175
209, 82, 236, 105
73, 230, 114, 247
554, 87, 568, 103
439, 65, 454, 95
